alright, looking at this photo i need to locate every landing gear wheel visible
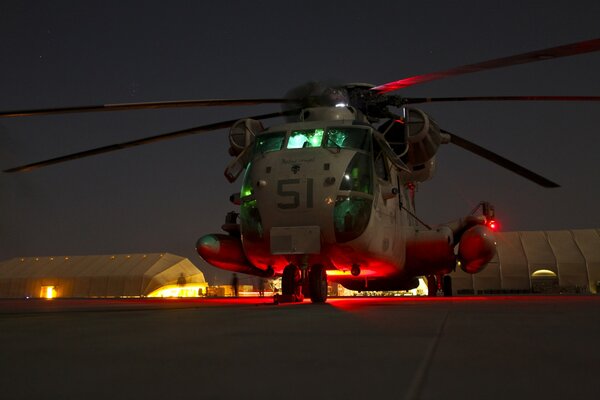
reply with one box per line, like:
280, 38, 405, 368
308, 264, 328, 303
282, 264, 301, 296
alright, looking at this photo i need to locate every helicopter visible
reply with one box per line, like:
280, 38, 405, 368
2, 38, 599, 303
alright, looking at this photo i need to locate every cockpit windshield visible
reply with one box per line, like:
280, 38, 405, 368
325, 127, 371, 152
255, 127, 371, 154
287, 129, 325, 149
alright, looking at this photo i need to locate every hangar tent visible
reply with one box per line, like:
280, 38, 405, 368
451, 229, 600, 294
0, 253, 207, 298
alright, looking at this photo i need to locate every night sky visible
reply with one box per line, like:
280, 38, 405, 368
1, 1, 599, 284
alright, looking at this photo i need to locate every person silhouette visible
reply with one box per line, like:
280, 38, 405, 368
231, 273, 239, 297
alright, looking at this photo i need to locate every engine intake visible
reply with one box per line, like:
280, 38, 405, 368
228, 119, 263, 156
405, 108, 443, 165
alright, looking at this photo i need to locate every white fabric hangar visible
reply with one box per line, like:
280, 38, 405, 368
0, 253, 207, 298
451, 229, 600, 294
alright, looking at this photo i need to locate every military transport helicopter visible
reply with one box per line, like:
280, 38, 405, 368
2, 38, 600, 303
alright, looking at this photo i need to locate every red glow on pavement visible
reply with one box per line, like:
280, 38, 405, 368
1, 295, 598, 314
326, 295, 599, 311
0, 297, 275, 313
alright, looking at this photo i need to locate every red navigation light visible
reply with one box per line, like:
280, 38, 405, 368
487, 220, 498, 231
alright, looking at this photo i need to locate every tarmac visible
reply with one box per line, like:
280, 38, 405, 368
0, 295, 599, 400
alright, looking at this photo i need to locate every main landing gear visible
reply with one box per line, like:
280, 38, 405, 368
275, 264, 328, 304
427, 274, 453, 297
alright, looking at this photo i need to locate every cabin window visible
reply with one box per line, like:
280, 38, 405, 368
240, 199, 263, 240
240, 162, 254, 198
372, 138, 389, 180
325, 128, 371, 151
339, 153, 372, 194
333, 196, 372, 242
287, 129, 324, 149
255, 132, 285, 154
239, 162, 262, 239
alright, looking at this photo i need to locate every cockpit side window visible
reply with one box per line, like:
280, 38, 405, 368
255, 132, 285, 154
372, 138, 389, 181
325, 128, 371, 152
339, 153, 373, 194
287, 129, 324, 149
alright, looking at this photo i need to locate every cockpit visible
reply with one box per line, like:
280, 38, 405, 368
254, 127, 371, 153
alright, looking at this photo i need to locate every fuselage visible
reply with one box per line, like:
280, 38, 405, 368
197, 107, 494, 292
238, 112, 453, 289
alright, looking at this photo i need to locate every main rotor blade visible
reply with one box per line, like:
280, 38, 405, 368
372, 38, 600, 93
404, 95, 600, 104
443, 129, 559, 188
0, 98, 291, 118
4, 110, 297, 173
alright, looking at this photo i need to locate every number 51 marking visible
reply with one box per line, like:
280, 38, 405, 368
277, 178, 314, 209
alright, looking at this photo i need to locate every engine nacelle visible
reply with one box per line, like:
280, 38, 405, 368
225, 119, 264, 182
406, 158, 436, 183
457, 225, 496, 274
196, 234, 273, 277
228, 119, 263, 156
405, 108, 443, 166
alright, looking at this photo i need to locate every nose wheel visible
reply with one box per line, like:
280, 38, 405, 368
279, 264, 303, 302
308, 264, 328, 303
275, 263, 328, 304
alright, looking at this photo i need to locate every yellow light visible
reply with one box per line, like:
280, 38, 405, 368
326, 270, 351, 276
326, 268, 377, 277
532, 269, 557, 277
147, 283, 208, 298
41, 286, 56, 299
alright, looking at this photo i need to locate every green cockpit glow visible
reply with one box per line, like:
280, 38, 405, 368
333, 196, 372, 242
241, 185, 253, 197
339, 153, 372, 194
255, 132, 285, 154
287, 129, 324, 149
240, 162, 253, 197
326, 128, 371, 151
241, 199, 263, 240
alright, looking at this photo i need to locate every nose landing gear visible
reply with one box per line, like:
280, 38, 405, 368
277, 264, 303, 303
308, 264, 328, 303
275, 263, 328, 304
